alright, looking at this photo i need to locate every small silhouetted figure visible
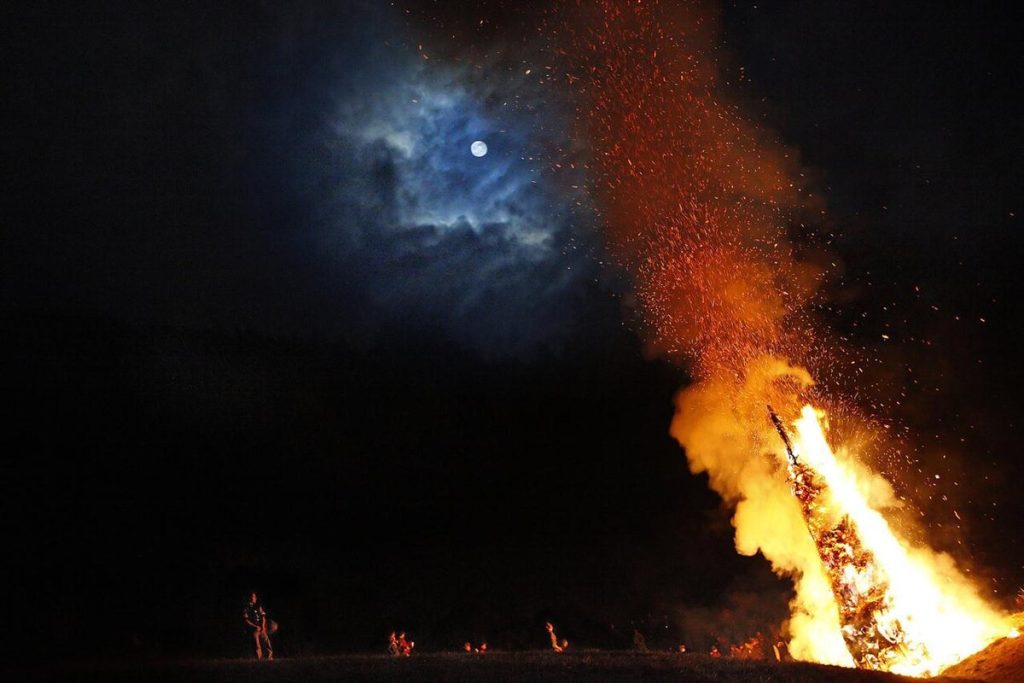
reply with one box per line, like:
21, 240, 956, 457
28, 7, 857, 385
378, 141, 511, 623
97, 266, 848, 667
633, 628, 648, 652
243, 592, 273, 660
545, 622, 567, 653
709, 644, 721, 658
388, 632, 401, 656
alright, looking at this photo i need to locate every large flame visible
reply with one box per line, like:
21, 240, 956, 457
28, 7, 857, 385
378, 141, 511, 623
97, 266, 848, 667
546, 0, 1014, 674
671, 359, 1011, 675
786, 404, 1008, 675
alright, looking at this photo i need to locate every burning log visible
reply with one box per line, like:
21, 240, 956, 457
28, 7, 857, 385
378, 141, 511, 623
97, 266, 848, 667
767, 405, 797, 465
767, 406, 922, 671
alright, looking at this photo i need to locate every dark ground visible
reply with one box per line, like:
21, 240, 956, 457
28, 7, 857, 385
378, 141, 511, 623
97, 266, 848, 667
7, 652, 981, 683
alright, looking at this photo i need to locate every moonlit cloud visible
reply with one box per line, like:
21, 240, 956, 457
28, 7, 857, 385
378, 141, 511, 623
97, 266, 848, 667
298, 7, 597, 356
2, 0, 602, 357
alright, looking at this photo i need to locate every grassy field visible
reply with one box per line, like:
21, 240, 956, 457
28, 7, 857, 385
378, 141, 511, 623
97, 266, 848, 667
11, 652, 981, 683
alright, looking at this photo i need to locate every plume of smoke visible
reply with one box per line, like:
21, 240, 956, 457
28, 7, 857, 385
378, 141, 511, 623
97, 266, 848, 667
548, 0, 828, 379
670, 357, 851, 663
549, 0, 1006, 667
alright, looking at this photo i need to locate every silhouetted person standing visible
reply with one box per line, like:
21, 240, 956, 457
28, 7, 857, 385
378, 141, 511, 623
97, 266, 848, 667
243, 592, 273, 660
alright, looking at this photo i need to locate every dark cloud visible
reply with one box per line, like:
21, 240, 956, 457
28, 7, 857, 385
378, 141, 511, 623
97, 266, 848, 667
3, 1, 602, 357
290, 6, 596, 357
303, 69, 591, 353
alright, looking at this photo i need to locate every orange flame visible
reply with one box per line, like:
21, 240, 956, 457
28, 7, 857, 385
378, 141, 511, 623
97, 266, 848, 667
670, 360, 1011, 675
546, 1, 1013, 672
788, 404, 1008, 675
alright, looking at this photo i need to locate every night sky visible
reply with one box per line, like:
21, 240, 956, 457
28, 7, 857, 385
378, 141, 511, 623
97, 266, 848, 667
3, 0, 1023, 663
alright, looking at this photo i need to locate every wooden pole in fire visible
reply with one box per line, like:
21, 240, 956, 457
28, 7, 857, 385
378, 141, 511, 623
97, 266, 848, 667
767, 405, 798, 465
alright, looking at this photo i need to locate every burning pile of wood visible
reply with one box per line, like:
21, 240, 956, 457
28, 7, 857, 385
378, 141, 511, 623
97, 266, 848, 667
771, 407, 922, 671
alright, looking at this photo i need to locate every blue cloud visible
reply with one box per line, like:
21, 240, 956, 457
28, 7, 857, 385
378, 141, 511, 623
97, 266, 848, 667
298, 10, 597, 356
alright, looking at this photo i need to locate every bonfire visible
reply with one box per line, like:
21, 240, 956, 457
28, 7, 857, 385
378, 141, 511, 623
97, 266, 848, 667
547, 0, 1017, 676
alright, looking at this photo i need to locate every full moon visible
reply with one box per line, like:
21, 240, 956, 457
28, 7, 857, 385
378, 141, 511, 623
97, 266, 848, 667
470, 140, 488, 157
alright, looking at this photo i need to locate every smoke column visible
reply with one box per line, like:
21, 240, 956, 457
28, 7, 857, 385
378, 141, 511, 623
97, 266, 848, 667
548, 0, 1007, 666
